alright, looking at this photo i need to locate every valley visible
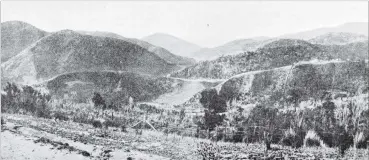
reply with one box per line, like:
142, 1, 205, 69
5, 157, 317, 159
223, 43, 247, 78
1, 14, 369, 160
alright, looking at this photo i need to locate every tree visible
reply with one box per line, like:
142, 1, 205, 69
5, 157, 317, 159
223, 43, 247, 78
92, 92, 106, 110
179, 108, 186, 122
247, 105, 279, 150
200, 89, 227, 132
2, 82, 21, 112
286, 88, 304, 112
2, 83, 51, 118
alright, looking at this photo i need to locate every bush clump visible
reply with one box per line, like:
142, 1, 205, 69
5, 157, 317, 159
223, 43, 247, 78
304, 130, 323, 147
92, 120, 103, 128
103, 119, 120, 128
354, 132, 368, 149
53, 112, 69, 121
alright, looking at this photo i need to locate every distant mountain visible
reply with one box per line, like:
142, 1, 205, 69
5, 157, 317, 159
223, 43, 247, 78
189, 38, 274, 61
78, 31, 196, 66
142, 33, 202, 59
1, 21, 48, 62
308, 32, 368, 45
2, 30, 179, 84
43, 71, 185, 103
281, 22, 368, 40
171, 39, 368, 79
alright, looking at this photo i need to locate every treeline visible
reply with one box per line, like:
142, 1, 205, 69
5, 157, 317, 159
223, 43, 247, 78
1, 82, 186, 132
1, 82, 52, 118
195, 88, 369, 156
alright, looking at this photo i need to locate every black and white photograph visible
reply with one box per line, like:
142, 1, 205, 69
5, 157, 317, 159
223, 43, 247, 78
0, 1, 368, 159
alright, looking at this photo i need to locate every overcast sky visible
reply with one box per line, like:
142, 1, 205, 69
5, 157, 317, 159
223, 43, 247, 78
1, 1, 368, 47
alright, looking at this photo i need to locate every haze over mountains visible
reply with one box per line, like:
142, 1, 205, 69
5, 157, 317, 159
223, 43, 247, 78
189, 38, 274, 61
142, 33, 202, 59
280, 22, 368, 40
146, 22, 367, 61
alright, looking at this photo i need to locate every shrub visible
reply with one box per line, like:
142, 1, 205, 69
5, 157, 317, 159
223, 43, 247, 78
121, 125, 127, 132
304, 130, 323, 147
92, 92, 106, 109
1, 117, 5, 125
135, 128, 142, 135
103, 119, 120, 128
281, 128, 297, 147
305, 138, 320, 147
232, 127, 245, 143
53, 112, 69, 121
72, 112, 93, 124
338, 131, 353, 157
92, 120, 103, 128
355, 134, 368, 149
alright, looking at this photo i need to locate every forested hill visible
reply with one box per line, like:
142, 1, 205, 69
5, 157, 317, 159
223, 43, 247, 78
171, 39, 368, 79
2, 30, 179, 84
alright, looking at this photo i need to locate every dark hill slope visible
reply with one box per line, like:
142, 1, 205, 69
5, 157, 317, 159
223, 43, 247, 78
142, 33, 202, 59
2, 30, 179, 83
45, 71, 185, 103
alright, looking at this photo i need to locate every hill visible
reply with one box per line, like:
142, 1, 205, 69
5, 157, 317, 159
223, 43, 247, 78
43, 71, 185, 103
322, 40, 369, 61
308, 32, 368, 45
142, 33, 202, 59
180, 60, 368, 111
78, 31, 196, 66
1, 21, 48, 62
280, 22, 368, 40
171, 39, 368, 79
1, 30, 179, 84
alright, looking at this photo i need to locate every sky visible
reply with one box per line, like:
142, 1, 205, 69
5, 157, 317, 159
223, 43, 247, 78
1, 1, 368, 48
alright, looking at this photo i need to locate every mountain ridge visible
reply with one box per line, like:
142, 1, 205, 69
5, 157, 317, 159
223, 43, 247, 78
1, 21, 48, 62
2, 29, 179, 84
